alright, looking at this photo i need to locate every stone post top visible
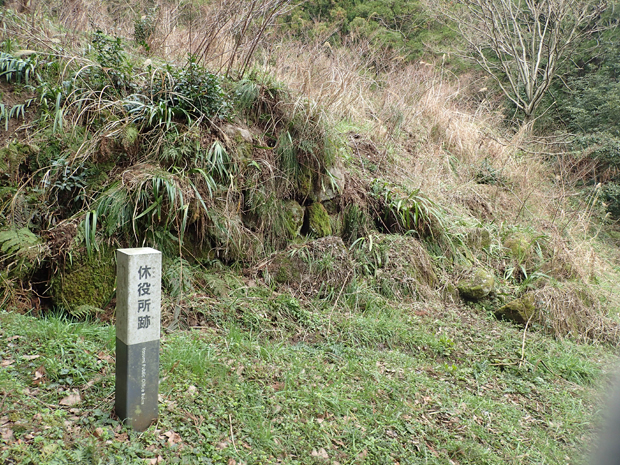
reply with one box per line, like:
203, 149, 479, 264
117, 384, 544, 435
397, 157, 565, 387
117, 247, 162, 255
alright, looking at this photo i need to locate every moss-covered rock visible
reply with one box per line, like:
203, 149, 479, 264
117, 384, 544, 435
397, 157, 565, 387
282, 200, 305, 238
322, 199, 339, 215
307, 202, 332, 237
316, 161, 346, 202
442, 282, 460, 303
329, 213, 344, 237
495, 294, 536, 324
503, 232, 531, 259
298, 166, 314, 198
272, 255, 303, 284
465, 228, 491, 250
222, 124, 253, 143
51, 253, 116, 317
457, 267, 495, 301
222, 124, 254, 160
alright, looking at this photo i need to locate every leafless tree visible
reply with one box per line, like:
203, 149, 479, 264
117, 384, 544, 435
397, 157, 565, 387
432, 0, 607, 123
191, 0, 299, 78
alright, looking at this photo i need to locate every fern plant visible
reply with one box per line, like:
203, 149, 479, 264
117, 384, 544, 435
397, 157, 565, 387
0, 227, 40, 257
0, 227, 45, 282
0, 99, 34, 130
0, 52, 38, 85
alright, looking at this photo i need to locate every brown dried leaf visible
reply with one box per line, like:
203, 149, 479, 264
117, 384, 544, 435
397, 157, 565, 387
86, 375, 103, 388
59, 391, 81, 406
164, 430, 181, 445
96, 352, 113, 363
33, 366, 47, 385
1, 359, 14, 367
216, 440, 230, 450
1, 427, 14, 441
311, 448, 329, 460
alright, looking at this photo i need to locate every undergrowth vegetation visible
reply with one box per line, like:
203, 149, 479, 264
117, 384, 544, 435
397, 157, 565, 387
0, 0, 617, 340
1, 1, 620, 463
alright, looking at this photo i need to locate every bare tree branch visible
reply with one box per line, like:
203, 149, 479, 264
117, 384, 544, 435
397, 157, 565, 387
192, 0, 300, 79
431, 0, 607, 123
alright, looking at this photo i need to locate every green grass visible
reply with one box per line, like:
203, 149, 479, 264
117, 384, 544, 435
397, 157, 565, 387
0, 280, 617, 464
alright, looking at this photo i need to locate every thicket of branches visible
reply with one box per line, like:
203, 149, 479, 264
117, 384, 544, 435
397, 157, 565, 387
431, 0, 608, 123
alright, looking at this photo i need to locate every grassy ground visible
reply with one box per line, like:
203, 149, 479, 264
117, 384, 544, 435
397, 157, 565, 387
1, 278, 617, 464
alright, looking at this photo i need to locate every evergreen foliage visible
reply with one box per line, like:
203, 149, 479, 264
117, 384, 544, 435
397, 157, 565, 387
540, 4, 620, 214
283, 0, 453, 59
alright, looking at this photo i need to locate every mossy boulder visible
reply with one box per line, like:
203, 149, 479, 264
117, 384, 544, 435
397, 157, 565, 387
282, 200, 305, 238
457, 267, 495, 301
298, 166, 314, 198
442, 282, 460, 303
51, 253, 116, 317
223, 124, 253, 160
495, 294, 536, 324
465, 228, 491, 250
503, 232, 531, 259
222, 124, 253, 143
316, 161, 346, 202
307, 202, 332, 237
271, 255, 303, 284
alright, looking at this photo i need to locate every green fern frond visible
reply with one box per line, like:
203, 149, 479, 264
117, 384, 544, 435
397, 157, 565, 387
69, 304, 103, 319
0, 227, 40, 259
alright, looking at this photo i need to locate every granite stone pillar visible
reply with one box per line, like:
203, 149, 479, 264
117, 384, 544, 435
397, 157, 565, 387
115, 248, 162, 431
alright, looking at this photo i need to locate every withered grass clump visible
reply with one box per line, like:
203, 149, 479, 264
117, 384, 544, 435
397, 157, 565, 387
258, 236, 354, 296
533, 283, 620, 345
351, 234, 438, 301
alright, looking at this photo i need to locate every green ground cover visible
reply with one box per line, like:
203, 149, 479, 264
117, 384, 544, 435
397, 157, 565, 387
1, 280, 616, 464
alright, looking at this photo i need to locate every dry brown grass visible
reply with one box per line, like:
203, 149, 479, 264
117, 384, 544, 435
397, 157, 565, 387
533, 283, 620, 344
256, 32, 620, 331
257, 236, 354, 296
9, 0, 295, 73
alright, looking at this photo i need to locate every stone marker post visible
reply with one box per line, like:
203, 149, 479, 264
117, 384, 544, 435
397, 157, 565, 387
115, 247, 162, 431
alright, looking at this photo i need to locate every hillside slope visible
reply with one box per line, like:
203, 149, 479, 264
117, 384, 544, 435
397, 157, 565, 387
0, 2, 620, 464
